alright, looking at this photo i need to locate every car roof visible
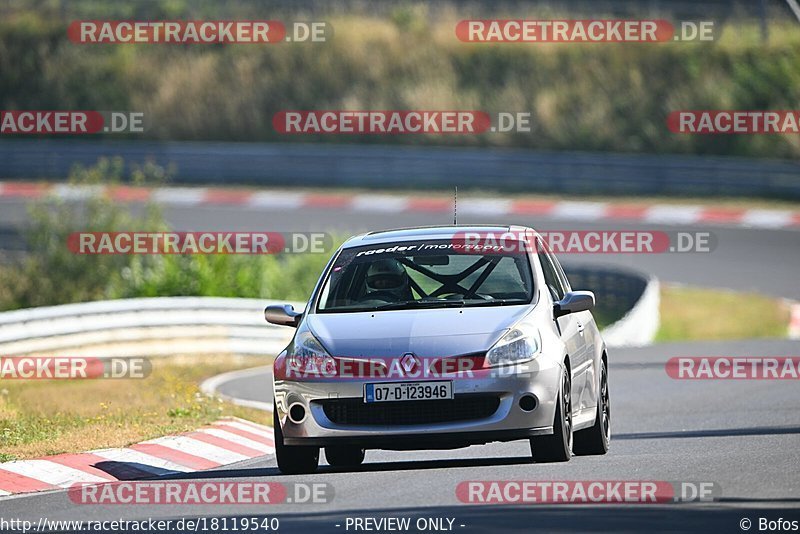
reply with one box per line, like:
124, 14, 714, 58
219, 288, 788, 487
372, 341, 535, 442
341, 225, 536, 248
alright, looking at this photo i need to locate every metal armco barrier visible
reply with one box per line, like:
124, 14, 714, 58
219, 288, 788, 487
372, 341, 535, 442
1, 140, 798, 199
566, 266, 660, 347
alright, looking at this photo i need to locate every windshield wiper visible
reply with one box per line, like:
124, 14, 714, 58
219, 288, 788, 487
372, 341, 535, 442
370, 298, 528, 311
371, 299, 468, 311
463, 298, 529, 307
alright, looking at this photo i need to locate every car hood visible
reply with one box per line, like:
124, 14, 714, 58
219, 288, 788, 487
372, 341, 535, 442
306, 306, 531, 357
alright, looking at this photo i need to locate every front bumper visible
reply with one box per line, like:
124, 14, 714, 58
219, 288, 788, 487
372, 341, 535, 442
273, 357, 562, 449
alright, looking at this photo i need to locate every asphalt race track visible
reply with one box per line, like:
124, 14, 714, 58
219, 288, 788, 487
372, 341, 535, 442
0, 198, 799, 532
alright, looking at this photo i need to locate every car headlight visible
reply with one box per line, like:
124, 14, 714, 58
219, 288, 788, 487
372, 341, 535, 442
288, 331, 336, 377
485, 327, 541, 367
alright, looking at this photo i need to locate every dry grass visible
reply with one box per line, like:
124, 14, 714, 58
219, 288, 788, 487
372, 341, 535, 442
0, 355, 271, 462
5, 10, 800, 159
656, 285, 790, 342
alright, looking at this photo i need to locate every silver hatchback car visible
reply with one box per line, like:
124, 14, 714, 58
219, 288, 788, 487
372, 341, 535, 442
266, 225, 610, 474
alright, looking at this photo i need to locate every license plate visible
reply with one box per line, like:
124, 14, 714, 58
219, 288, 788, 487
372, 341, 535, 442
364, 381, 453, 403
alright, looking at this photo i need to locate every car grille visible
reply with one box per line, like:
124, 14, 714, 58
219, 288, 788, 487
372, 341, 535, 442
320, 395, 500, 426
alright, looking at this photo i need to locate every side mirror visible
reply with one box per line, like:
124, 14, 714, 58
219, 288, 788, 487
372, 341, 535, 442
554, 291, 595, 318
265, 304, 303, 327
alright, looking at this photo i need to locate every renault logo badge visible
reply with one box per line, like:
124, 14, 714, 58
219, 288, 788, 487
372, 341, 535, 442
400, 352, 419, 373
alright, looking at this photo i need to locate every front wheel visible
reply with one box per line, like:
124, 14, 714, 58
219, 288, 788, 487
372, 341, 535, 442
573, 359, 610, 456
274, 404, 319, 474
529, 364, 572, 463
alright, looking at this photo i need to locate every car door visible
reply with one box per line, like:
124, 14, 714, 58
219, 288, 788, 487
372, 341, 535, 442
546, 247, 597, 418
536, 242, 584, 417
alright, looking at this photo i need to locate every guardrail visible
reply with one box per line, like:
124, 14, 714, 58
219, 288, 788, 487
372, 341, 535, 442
0, 266, 658, 357
2, 140, 799, 200
567, 266, 660, 347
0, 297, 296, 358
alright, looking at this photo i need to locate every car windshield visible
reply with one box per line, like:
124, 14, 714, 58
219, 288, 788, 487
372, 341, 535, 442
317, 239, 534, 313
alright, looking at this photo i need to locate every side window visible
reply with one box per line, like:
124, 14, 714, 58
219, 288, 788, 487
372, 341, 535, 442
546, 248, 571, 294
536, 239, 566, 301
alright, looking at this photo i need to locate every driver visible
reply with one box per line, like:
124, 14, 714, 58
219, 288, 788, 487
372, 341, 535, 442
365, 258, 412, 301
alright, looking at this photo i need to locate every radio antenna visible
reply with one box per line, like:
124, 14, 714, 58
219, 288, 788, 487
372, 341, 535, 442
453, 186, 458, 225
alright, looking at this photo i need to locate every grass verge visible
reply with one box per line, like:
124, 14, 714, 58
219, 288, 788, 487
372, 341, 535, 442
0, 354, 271, 462
657, 284, 790, 342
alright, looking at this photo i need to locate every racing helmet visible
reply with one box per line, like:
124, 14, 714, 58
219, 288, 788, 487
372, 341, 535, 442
365, 258, 410, 296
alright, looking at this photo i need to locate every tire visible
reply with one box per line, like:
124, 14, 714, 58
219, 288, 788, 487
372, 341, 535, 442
325, 446, 366, 467
274, 404, 319, 475
573, 359, 610, 456
529, 364, 572, 463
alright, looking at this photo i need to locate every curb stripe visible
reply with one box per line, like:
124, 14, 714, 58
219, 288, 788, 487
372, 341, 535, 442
52, 184, 103, 201
604, 204, 650, 219
212, 421, 274, 444
203, 189, 253, 204
206, 425, 275, 449
213, 418, 273, 436
247, 191, 305, 209
644, 205, 702, 225
741, 209, 795, 229
0, 182, 49, 198
352, 195, 409, 212
0, 460, 108, 488
109, 186, 152, 202
197, 428, 274, 454
552, 201, 608, 220
788, 303, 800, 340
511, 200, 556, 215
185, 432, 265, 458
457, 199, 512, 216
1, 182, 799, 230
152, 187, 206, 205
0, 418, 269, 497
128, 443, 221, 471
142, 435, 250, 464
698, 208, 746, 223
222, 417, 273, 434
305, 194, 350, 208
407, 198, 452, 212
0, 469, 58, 493
44, 453, 117, 481
90, 449, 190, 475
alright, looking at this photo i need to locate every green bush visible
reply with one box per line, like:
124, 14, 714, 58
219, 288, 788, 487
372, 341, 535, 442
0, 159, 340, 311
